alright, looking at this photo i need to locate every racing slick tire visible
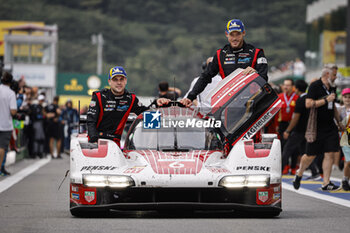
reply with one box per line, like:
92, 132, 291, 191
70, 202, 110, 217
70, 208, 110, 218
235, 210, 281, 218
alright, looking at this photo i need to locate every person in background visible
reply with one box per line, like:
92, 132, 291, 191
45, 96, 62, 159
326, 64, 342, 171
338, 88, 350, 191
0, 72, 17, 176
293, 68, 344, 191
282, 80, 309, 176
277, 79, 299, 157
184, 57, 221, 110
78, 106, 88, 133
61, 99, 79, 152
158, 81, 181, 100
30, 95, 46, 158
292, 58, 306, 77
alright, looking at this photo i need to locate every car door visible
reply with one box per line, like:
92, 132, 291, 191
207, 68, 281, 146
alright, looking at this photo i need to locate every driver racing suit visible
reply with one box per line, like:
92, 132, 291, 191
87, 88, 148, 146
187, 41, 268, 101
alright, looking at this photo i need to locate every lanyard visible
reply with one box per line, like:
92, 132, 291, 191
283, 92, 296, 113
322, 84, 330, 95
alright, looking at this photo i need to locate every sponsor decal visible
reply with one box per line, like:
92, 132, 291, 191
143, 110, 161, 129
71, 186, 79, 192
206, 167, 231, 173
71, 193, 80, 200
236, 166, 271, 171
80, 166, 117, 171
105, 104, 115, 108
226, 54, 235, 57
64, 79, 84, 91
273, 193, 281, 200
88, 108, 96, 113
224, 61, 236, 65
89, 100, 96, 107
106, 100, 116, 103
124, 166, 145, 174
258, 191, 269, 203
117, 105, 129, 111
104, 108, 114, 111
257, 57, 267, 64
238, 57, 251, 63
84, 191, 95, 203
273, 186, 280, 192
242, 112, 272, 140
225, 57, 235, 61
238, 53, 250, 57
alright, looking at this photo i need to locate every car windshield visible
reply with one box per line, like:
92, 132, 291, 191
125, 119, 223, 151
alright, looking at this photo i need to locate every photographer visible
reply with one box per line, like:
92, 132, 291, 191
0, 72, 17, 176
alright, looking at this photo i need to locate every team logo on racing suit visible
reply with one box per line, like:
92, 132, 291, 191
84, 191, 95, 203
258, 191, 269, 203
143, 111, 161, 129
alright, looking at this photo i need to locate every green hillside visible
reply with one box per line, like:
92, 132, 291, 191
0, 0, 307, 95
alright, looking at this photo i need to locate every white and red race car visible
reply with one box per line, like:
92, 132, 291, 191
69, 69, 282, 217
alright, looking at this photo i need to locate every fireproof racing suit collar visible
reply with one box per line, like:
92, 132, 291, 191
229, 41, 247, 53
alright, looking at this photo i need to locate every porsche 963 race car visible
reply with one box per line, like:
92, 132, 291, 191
69, 69, 282, 217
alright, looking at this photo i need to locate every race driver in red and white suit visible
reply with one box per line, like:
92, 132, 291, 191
87, 66, 169, 146
181, 18, 268, 107
180, 19, 268, 150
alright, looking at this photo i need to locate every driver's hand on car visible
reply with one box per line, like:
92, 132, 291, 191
242, 66, 257, 75
157, 98, 171, 106
180, 98, 192, 107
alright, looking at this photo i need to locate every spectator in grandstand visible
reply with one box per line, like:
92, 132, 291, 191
0, 72, 17, 176
293, 68, 344, 191
338, 88, 350, 191
282, 80, 308, 176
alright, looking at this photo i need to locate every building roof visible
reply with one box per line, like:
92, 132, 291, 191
3, 24, 57, 33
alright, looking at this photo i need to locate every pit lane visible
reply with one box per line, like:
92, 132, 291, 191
0, 156, 349, 233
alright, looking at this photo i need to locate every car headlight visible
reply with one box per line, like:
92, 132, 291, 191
219, 175, 270, 188
83, 175, 135, 188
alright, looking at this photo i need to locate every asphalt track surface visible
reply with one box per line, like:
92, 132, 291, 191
0, 156, 349, 233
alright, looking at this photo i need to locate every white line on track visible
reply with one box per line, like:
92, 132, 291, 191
0, 157, 51, 194
283, 182, 350, 208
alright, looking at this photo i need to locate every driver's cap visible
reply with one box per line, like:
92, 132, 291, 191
109, 66, 127, 79
226, 19, 245, 33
